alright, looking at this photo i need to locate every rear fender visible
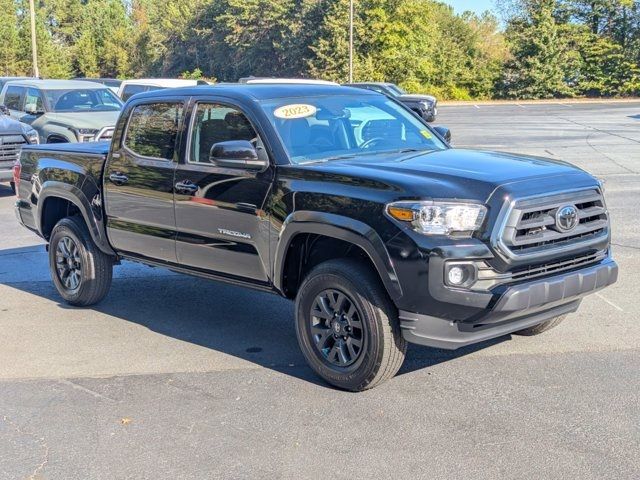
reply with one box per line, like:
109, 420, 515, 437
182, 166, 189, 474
38, 181, 114, 255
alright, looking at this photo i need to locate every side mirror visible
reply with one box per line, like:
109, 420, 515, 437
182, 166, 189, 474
209, 140, 267, 170
0, 104, 8, 115
24, 104, 44, 115
433, 126, 451, 143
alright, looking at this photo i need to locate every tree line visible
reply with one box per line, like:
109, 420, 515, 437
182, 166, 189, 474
0, 0, 638, 99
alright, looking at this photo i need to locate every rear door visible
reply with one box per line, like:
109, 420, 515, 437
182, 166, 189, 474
172, 98, 274, 282
104, 98, 186, 263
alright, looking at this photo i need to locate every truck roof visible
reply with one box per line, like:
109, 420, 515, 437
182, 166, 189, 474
132, 84, 378, 102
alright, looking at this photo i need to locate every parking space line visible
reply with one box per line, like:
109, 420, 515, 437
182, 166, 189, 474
596, 292, 624, 312
473, 104, 480, 109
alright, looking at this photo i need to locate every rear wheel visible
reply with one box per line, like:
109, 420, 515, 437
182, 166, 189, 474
49, 216, 113, 306
295, 259, 407, 391
515, 316, 566, 336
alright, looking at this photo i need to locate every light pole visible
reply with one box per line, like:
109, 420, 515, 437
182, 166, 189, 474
349, 0, 354, 83
29, 0, 39, 77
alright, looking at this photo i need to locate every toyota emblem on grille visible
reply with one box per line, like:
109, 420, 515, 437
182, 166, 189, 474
556, 205, 579, 232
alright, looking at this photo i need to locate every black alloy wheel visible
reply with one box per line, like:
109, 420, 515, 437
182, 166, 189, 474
309, 289, 365, 367
55, 236, 83, 293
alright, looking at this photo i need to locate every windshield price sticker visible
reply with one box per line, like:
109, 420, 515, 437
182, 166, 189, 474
420, 130, 433, 139
274, 104, 317, 119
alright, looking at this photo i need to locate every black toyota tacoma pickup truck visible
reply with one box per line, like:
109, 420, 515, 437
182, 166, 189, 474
14, 85, 618, 390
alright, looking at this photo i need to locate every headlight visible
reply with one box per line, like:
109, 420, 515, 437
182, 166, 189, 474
420, 100, 433, 108
75, 128, 99, 142
386, 201, 487, 236
26, 129, 39, 144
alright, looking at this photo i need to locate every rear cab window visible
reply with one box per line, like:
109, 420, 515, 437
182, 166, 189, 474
123, 102, 184, 160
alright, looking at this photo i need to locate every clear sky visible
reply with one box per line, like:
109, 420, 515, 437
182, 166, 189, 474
441, 0, 497, 15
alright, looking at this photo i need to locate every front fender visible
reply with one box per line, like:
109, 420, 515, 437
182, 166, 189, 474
38, 181, 114, 255
273, 211, 403, 301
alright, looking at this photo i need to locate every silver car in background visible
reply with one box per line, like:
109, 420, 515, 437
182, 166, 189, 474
0, 79, 122, 143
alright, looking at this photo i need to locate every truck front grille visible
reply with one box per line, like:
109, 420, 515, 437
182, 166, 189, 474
96, 127, 114, 142
498, 188, 609, 258
0, 134, 27, 165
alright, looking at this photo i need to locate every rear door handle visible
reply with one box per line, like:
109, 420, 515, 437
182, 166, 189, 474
109, 172, 128, 185
175, 180, 199, 194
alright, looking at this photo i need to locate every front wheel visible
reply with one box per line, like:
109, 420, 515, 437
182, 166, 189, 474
49, 216, 113, 306
295, 259, 407, 391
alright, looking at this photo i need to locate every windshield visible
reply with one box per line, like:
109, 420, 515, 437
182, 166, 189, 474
261, 95, 447, 164
45, 88, 122, 113
386, 84, 406, 96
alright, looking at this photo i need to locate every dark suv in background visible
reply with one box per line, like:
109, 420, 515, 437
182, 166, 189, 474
0, 108, 39, 192
345, 82, 438, 122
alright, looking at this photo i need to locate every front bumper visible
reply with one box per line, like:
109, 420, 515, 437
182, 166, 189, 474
399, 258, 618, 349
0, 169, 13, 181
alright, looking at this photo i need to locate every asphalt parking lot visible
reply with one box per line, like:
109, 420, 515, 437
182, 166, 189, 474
1, 101, 639, 479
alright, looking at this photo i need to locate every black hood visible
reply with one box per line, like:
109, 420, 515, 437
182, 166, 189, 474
303, 148, 598, 202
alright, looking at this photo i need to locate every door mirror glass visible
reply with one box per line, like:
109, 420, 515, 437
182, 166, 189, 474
209, 140, 266, 170
433, 125, 451, 143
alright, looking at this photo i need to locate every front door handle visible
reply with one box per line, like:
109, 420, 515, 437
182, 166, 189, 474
175, 180, 199, 195
109, 172, 128, 185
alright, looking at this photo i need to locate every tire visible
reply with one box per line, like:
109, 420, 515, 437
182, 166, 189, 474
49, 216, 113, 306
295, 258, 407, 391
424, 114, 436, 123
514, 316, 566, 336
10, 181, 15, 194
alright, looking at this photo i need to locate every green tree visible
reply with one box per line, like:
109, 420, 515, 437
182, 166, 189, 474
500, 0, 578, 98
0, 0, 20, 75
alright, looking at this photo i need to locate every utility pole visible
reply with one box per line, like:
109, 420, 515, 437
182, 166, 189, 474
349, 0, 354, 83
29, 0, 39, 78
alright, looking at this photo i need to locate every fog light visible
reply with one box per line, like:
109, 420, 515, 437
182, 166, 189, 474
448, 266, 466, 285
445, 263, 476, 287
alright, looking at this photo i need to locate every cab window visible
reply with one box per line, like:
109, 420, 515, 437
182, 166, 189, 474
124, 102, 183, 160
189, 103, 260, 164
25, 88, 44, 112
4, 86, 25, 111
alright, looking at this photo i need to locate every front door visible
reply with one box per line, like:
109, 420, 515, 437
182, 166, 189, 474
104, 100, 185, 263
173, 100, 273, 283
